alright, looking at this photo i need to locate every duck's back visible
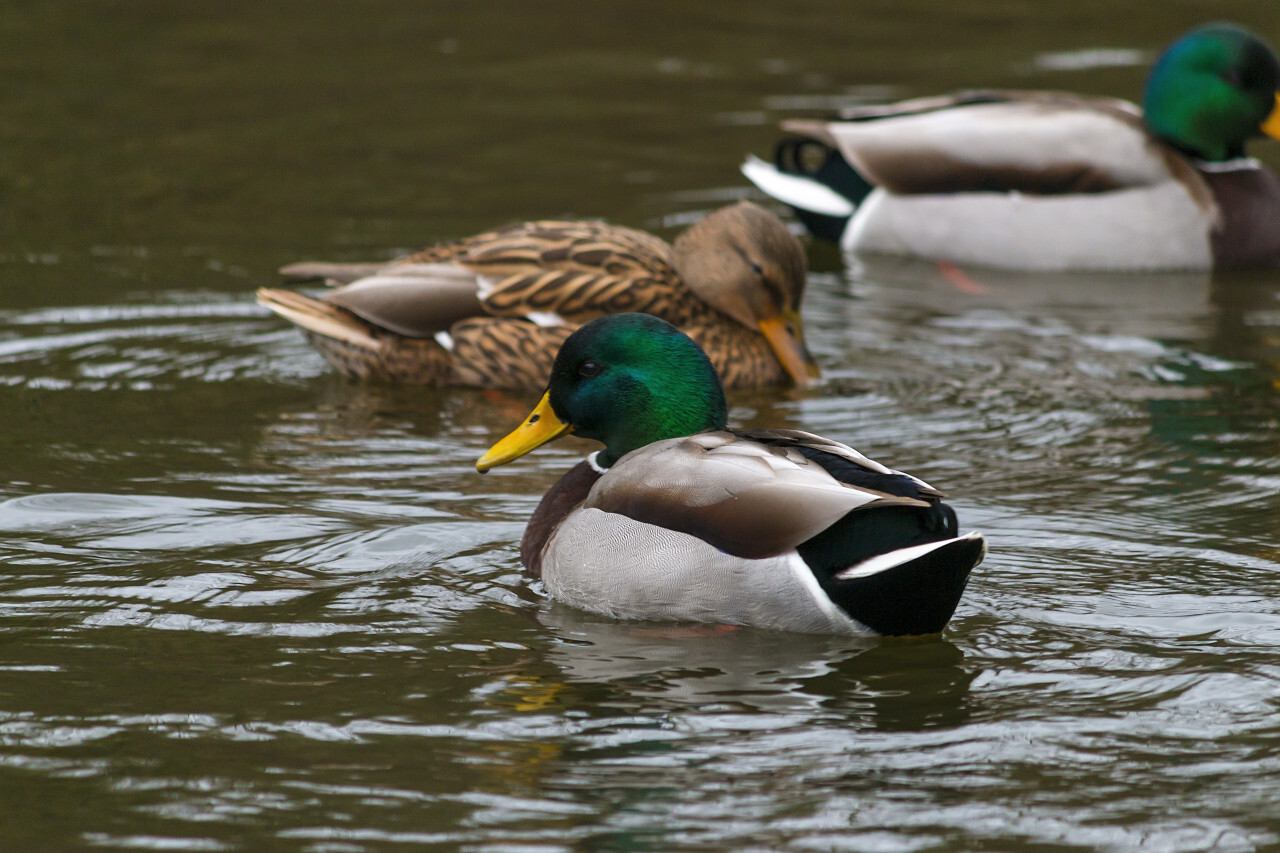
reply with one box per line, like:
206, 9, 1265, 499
754, 90, 1233, 271
789, 92, 1171, 195
529, 431, 972, 635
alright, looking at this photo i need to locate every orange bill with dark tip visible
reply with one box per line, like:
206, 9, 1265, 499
475, 391, 572, 472
758, 311, 821, 387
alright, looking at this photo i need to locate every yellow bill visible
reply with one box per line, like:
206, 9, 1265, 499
1263, 93, 1280, 140
759, 311, 821, 387
476, 392, 572, 472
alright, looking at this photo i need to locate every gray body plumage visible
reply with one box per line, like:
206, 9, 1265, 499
543, 508, 869, 635
528, 432, 983, 635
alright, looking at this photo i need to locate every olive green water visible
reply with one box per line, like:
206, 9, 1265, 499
3, 2, 1280, 850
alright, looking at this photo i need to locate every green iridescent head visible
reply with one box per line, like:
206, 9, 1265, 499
1142, 23, 1280, 161
476, 313, 729, 472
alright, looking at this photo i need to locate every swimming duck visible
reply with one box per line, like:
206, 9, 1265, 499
257, 201, 818, 390
475, 312, 985, 636
742, 23, 1280, 271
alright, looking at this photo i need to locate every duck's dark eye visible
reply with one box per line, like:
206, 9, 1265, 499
735, 246, 765, 278
579, 360, 602, 378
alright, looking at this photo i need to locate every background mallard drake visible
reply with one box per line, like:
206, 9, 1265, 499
257, 201, 818, 390
743, 23, 1280, 271
476, 313, 985, 637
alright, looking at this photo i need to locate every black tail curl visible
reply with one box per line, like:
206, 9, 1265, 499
797, 502, 979, 636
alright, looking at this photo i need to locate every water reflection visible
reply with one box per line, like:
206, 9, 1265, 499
807, 639, 977, 731
540, 606, 978, 730
845, 254, 1215, 336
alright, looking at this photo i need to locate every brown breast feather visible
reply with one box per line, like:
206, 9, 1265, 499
521, 460, 602, 578
1203, 167, 1280, 267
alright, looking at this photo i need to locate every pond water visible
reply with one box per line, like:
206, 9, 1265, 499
3, 2, 1280, 850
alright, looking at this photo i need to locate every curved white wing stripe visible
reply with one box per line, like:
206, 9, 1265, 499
835, 532, 985, 580
741, 155, 857, 217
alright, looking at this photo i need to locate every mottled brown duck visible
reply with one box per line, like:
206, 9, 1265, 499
257, 201, 818, 390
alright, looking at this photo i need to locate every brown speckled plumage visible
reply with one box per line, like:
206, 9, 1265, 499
300, 326, 450, 383
258, 202, 814, 391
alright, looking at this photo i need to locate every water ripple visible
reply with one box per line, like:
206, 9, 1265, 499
1, 237, 1280, 851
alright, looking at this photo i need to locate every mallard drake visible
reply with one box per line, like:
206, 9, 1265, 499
257, 201, 818, 390
742, 23, 1280, 271
475, 312, 985, 636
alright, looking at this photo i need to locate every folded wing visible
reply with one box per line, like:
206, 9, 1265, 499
585, 431, 935, 559
782, 91, 1188, 197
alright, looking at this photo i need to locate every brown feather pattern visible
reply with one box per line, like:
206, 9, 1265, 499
448, 319, 573, 389
261, 203, 803, 390
301, 322, 451, 383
